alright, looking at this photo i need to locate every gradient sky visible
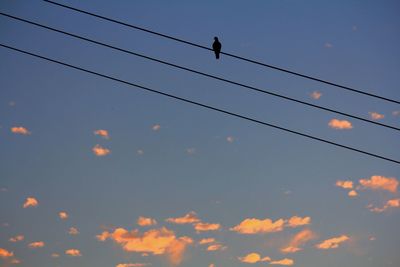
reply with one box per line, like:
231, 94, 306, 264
1, 1, 400, 267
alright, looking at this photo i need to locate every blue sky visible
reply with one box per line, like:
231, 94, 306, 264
0, 1, 399, 267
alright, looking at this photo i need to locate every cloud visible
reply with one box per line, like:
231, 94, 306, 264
23, 197, 38, 208
0, 248, 14, 258
65, 249, 82, 257
324, 43, 333, 48
116, 264, 150, 267
226, 136, 234, 143
281, 229, 317, 253
328, 119, 353, 130
310, 91, 322, 100
206, 244, 226, 251
152, 124, 161, 131
393, 111, 400, 116
359, 175, 398, 193
51, 253, 60, 258
9, 235, 24, 243
28, 241, 45, 248
69, 227, 79, 235
11, 126, 30, 135
316, 235, 349, 249
166, 212, 200, 225
186, 148, 196, 155
59, 211, 68, 220
209, 264, 215, 267
199, 238, 215, 245
287, 216, 311, 228
270, 258, 294, 266
368, 198, 400, 213
230, 218, 285, 234
369, 112, 384, 120
348, 190, 358, 197
336, 180, 353, 189
194, 222, 221, 232
137, 217, 157, 227
94, 129, 110, 139
238, 253, 270, 264
97, 227, 192, 265
137, 149, 144, 155
92, 144, 111, 156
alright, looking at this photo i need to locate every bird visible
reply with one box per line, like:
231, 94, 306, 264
212, 37, 222, 59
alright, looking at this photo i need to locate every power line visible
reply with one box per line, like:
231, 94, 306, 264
2, 12, 399, 133
42, 0, 400, 105
1, 43, 399, 165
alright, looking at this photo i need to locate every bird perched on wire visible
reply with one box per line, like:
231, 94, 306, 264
212, 37, 222, 59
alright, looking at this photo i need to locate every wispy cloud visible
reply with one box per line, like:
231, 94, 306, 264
166, 212, 200, 225
226, 136, 235, 143
28, 241, 45, 249
199, 238, 215, 245
9, 235, 24, 243
23, 197, 38, 208
238, 253, 270, 263
92, 144, 111, 156
369, 112, 384, 120
393, 110, 400, 117
230, 217, 285, 234
316, 235, 349, 249
94, 129, 110, 139
68, 227, 79, 235
206, 244, 226, 251
270, 258, 294, 265
328, 119, 353, 130
368, 198, 400, 213
11, 126, 30, 135
359, 175, 398, 193
137, 217, 157, 227
65, 249, 82, 257
116, 263, 150, 267
324, 42, 333, 48
281, 229, 317, 253
287, 216, 311, 228
194, 222, 221, 233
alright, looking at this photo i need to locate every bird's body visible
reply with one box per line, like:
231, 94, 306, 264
212, 37, 222, 59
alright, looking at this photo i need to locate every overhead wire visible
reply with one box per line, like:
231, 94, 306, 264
42, 0, 400, 105
1, 43, 399, 165
1, 12, 399, 132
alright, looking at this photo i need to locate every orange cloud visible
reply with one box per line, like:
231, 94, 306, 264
116, 264, 150, 267
231, 218, 285, 234
238, 253, 271, 264
59, 211, 68, 220
0, 248, 14, 258
65, 249, 81, 257
97, 227, 192, 265
369, 112, 384, 120
92, 144, 111, 156
206, 244, 226, 251
368, 198, 400, 213
328, 119, 353, 130
281, 229, 317, 253
94, 129, 110, 139
270, 258, 294, 265
310, 91, 322, 100
209, 264, 215, 267
316, 235, 349, 249
336, 180, 353, 189
199, 238, 215, 245
166, 211, 200, 224
28, 241, 45, 248
23, 197, 38, 208
194, 222, 221, 232
348, 190, 358, 197
9, 235, 24, 243
68, 227, 79, 235
359, 175, 398, 193
11, 126, 30, 135
137, 217, 157, 227
287, 216, 311, 228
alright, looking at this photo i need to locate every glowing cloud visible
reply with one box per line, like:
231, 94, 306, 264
11, 126, 30, 135
65, 249, 81, 257
59, 211, 68, 220
0, 248, 14, 258
94, 129, 110, 139
359, 175, 398, 193
270, 258, 294, 265
230, 218, 285, 234
194, 222, 221, 232
238, 253, 271, 264
92, 144, 111, 156
348, 190, 358, 197
287, 216, 311, 228
310, 91, 322, 100
368, 198, 400, 213
137, 217, 157, 227
369, 112, 384, 120
316, 235, 349, 249
328, 119, 353, 130
23, 197, 38, 208
69, 227, 79, 235
199, 238, 215, 245
97, 227, 192, 265
28, 241, 45, 249
166, 211, 200, 224
336, 180, 353, 189
281, 229, 317, 253
116, 264, 150, 267
9, 235, 24, 243
206, 244, 226, 251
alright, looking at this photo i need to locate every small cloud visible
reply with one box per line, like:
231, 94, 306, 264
166, 211, 200, 224
230, 217, 285, 234
186, 148, 196, 155
287, 216, 311, 228
152, 124, 161, 131
59, 211, 68, 220
65, 249, 81, 257
68, 227, 79, 235
209, 264, 215, 267
368, 198, 400, 213
226, 136, 234, 143
316, 235, 349, 249
369, 112, 384, 120
359, 175, 398, 193
270, 258, 294, 266
92, 144, 111, 156
310, 91, 322, 100
137, 149, 144, 155
324, 42, 333, 48
9, 101, 16, 107
0, 187, 7, 192
116, 264, 150, 267
194, 222, 221, 233
348, 190, 358, 197
199, 238, 215, 245
238, 253, 270, 264
28, 241, 45, 249
9, 235, 24, 243
11, 126, 30, 135
369, 236, 376, 241
206, 244, 226, 251
328, 119, 353, 130
0, 247, 14, 258
137, 217, 157, 227
23, 197, 38, 208
51, 253, 60, 258
392, 110, 400, 117
352, 25, 358, 31
281, 229, 317, 253
336, 180, 353, 189
94, 129, 110, 139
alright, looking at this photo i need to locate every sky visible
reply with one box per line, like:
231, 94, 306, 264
0, 0, 399, 267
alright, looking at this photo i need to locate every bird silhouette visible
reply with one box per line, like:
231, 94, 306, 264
212, 37, 222, 59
